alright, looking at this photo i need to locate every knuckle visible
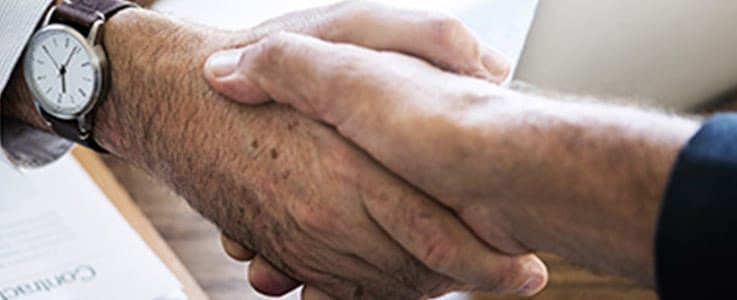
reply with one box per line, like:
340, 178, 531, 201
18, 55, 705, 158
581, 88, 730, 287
424, 14, 484, 72
429, 15, 468, 49
418, 237, 457, 272
253, 34, 293, 66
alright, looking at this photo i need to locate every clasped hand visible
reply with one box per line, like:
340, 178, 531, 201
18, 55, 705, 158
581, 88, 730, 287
200, 1, 548, 299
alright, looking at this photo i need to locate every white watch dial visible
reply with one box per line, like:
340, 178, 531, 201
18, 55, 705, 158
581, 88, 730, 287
25, 26, 98, 116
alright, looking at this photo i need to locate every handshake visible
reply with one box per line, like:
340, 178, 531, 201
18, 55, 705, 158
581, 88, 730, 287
8, 1, 698, 299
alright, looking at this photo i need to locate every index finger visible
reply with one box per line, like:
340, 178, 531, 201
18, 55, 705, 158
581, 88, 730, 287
211, 1, 510, 86
206, 32, 450, 126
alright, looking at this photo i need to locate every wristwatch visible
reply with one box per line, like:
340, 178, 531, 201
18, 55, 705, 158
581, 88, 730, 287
22, 0, 136, 153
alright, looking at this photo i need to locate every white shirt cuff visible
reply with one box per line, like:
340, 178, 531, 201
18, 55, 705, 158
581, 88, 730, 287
0, 0, 68, 169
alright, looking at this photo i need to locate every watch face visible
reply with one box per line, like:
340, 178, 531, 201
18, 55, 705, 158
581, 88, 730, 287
24, 25, 102, 118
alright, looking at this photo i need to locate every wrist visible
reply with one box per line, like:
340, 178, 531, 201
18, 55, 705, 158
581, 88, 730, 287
93, 8, 230, 165
92, 8, 276, 180
93, 7, 165, 161
490, 96, 699, 285
0, 7, 186, 154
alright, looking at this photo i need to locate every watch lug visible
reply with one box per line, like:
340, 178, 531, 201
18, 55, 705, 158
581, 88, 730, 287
77, 114, 94, 139
87, 19, 105, 45
41, 6, 56, 28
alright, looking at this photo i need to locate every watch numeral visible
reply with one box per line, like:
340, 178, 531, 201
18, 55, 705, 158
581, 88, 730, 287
82, 77, 92, 82
78, 88, 87, 97
53, 38, 59, 47
45, 87, 53, 94
81, 62, 91, 68
36, 59, 45, 65
36, 75, 47, 81
65, 38, 69, 49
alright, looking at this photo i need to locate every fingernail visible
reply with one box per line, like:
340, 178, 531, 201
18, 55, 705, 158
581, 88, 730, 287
205, 49, 242, 78
480, 48, 512, 84
518, 276, 544, 296
518, 260, 547, 296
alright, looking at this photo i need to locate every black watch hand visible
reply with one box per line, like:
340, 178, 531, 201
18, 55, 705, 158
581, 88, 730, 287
42, 45, 61, 70
59, 46, 77, 95
61, 71, 67, 94
63, 46, 78, 67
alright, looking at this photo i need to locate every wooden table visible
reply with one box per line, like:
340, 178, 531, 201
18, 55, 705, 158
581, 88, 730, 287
97, 154, 656, 300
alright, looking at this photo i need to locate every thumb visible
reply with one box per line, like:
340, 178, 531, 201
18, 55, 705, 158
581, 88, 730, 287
204, 48, 270, 104
204, 33, 387, 125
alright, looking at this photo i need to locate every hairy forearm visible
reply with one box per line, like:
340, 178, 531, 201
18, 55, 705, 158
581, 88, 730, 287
454, 94, 699, 285
96, 10, 278, 207
246, 42, 701, 285
338, 76, 699, 285
3, 7, 307, 263
3, 8, 271, 166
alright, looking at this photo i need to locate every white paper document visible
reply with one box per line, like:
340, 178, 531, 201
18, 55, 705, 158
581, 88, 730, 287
0, 155, 184, 300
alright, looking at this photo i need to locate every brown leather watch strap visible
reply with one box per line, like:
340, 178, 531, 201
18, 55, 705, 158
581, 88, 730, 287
41, 111, 109, 153
51, 0, 135, 35
42, 0, 134, 154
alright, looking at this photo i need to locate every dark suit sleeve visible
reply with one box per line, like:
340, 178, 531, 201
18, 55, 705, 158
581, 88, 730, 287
656, 113, 737, 299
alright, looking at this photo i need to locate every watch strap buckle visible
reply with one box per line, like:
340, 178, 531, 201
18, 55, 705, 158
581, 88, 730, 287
40, 110, 109, 154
